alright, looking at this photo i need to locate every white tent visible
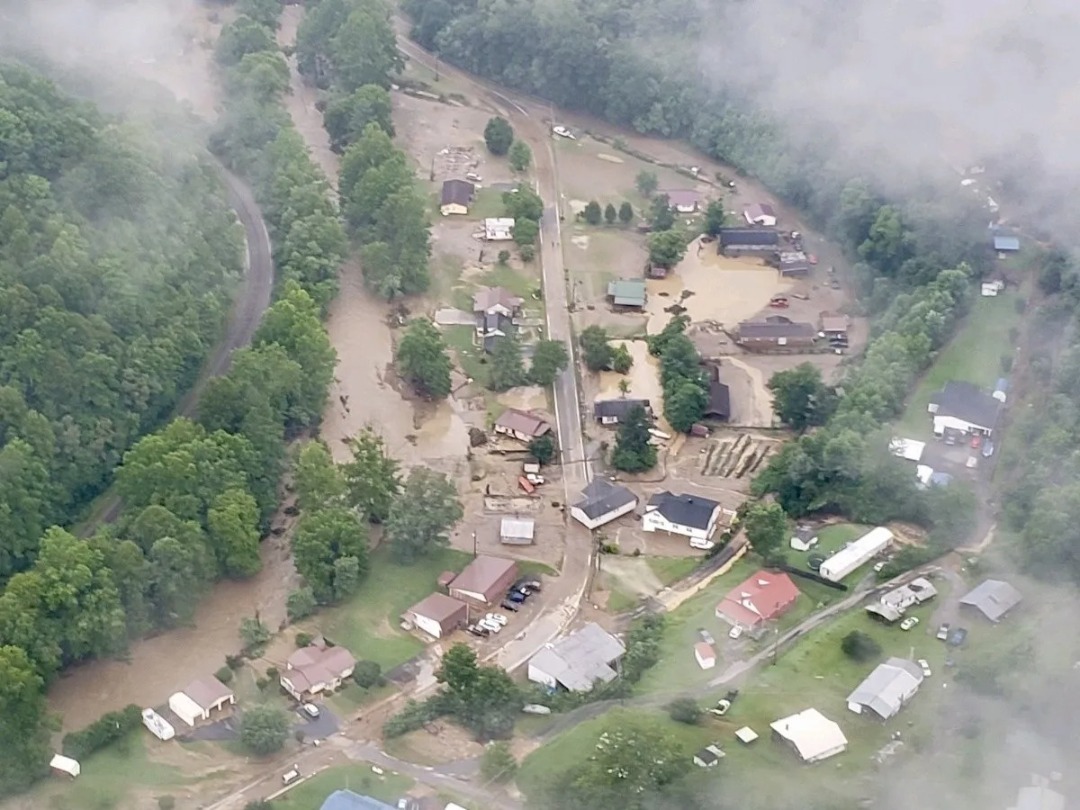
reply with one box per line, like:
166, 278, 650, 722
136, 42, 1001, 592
50, 754, 80, 778
168, 692, 206, 728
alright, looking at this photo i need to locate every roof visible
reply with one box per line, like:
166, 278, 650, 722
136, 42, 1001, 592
694, 746, 722, 765
820, 313, 849, 333
529, 622, 625, 691
994, 235, 1020, 251
846, 657, 923, 719
659, 189, 701, 208
500, 517, 535, 542
718, 570, 801, 626
889, 437, 926, 462
473, 286, 523, 313
719, 228, 779, 247
770, 708, 848, 762
449, 555, 517, 597
930, 380, 1001, 430
879, 577, 938, 611
646, 491, 720, 531
694, 642, 716, 661
607, 278, 647, 306
735, 726, 759, 743
819, 527, 893, 579
494, 408, 550, 438
484, 217, 514, 232
285, 643, 357, 692
1012, 786, 1066, 810
959, 579, 1022, 622
320, 790, 399, 810
594, 398, 651, 421
441, 179, 474, 207
744, 202, 777, 220
737, 320, 816, 340
408, 592, 468, 623
573, 478, 637, 520
705, 380, 730, 419
183, 676, 233, 710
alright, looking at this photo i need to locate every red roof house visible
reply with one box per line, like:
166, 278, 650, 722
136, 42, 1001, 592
716, 571, 800, 630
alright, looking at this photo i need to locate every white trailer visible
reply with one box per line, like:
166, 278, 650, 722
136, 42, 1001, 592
142, 708, 176, 741
819, 527, 894, 582
50, 754, 80, 778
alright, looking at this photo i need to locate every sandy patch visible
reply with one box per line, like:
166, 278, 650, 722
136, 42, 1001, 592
594, 340, 671, 433
497, 385, 550, 413
720, 356, 775, 427
597, 153, 625, 164
567, 199, 589, 214
571, 234, 590, 250
602, 556, 664, 597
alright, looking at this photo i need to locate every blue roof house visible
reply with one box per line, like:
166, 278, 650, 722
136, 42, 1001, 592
320, 791, 399, 810
993, 235, 1020, 252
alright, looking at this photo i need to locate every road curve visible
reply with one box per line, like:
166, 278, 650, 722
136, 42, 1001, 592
91, 161, 275, 528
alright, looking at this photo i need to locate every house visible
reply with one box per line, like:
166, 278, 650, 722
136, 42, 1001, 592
607, 278, 647, 308
818, 526, 893, 582
478, 313, 515, 354
570, 478, 638, 529
448, 555, 519, 606
716, 570, 801, 631
593, 398, 652, 425
281, 641, 357, 699
500, 517, 535, 545
440, 179, 474, 216
778, 251, 811, 277
320, 790, 399, 810
643, 491, 722, 548
790, 524, 818, 551
878, 577, 937, 616
981, 280, 1005, 296
928, 380, 1001, 437
484, 217, 515, 241
493, 409, 551, 442
403, 592, 469, 639
527, 622, 625, 692
1009, 784, 1067, 810
770, 708, 848, 763
959, 579, 1022, 622
702, 364, 730, 420
718, 228, 780, 255
743, 202, 778, 227
694, 642, 717, 670
659, 189, 703, 214
168, 676, 235, 727
473, 286, 523, 318
846, 657, 924, 720
889, 437, 926, 462
735, 320, 817, 348
993, 234, 1020, 252
693, 745, 725, 768
819, 313, 849, 340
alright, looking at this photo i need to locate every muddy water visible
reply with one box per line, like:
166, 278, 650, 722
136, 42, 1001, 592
595, 340, 672, 433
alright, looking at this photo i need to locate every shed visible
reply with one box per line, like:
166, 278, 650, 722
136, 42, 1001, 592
404, 592, 469, 638
500, 517, 536, 545
50, 754, 80, 779
770, 708, 848, 763
693, 745, 725, 768
607, 278, 647, 308
694, 642, 717, 670
448, 556, 519, 605
168, 676, 235, 727
484, 217, 515, 241
889, 437, 925, 462
744, 202, 778, 227
735, 726, 759, 744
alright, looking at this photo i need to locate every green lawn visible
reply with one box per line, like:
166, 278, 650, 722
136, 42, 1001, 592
443, 324, 489, 387
897, 293, 1020, 435
470, 187, 506, 219
647, 556, 700, 586
479, 263, 539, 300
781, 523, 873, 590
271, 765, 414, 810
315, 546, 471, 671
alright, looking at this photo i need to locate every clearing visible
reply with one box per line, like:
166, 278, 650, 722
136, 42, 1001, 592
271, 763, 414, 810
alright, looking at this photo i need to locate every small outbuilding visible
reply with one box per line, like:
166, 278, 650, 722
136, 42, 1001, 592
959, 579, 1022, 623
50, 754, 80, 779
693, 745, 725, 768
694, 642, 717, 670
500, 517, 536, 546
403, 592, 469, 639
168, 676, 235, 727
440, 179, 474, 216
744, 202, 778, 227
735, 726, 759, 744
484, 217, 515, 241
448, 555, 519, 606
889, 437, 926, 463
607, 278, 647, 308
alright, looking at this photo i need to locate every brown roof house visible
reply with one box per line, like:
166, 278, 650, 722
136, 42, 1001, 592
281, 640, 357, 699
448, 555, 519, 606
660, 189, 704, 214
820, 313, 849, 339
736, 320, 816, 349
743, 202, 778, 227
440, 179, 475, 216
473, 286, 523, 318
493, 409, 551, 443
168, 675, 235, 727
404, 592, 469, 639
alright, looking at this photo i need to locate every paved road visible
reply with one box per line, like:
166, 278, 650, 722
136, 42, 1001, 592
87, 163, 275, 528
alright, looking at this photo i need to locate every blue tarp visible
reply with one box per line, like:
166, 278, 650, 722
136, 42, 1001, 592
320, 790, 399, 810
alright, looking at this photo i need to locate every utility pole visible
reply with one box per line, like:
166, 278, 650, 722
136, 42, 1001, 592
472, 531, 478, 558
772, 627, 780, 666
434, 55, 440, 82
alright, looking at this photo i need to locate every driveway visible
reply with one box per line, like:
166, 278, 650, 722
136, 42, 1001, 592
293, 702, 339, 741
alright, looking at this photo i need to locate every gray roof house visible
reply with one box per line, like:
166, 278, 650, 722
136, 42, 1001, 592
959, 579, 1022, 622
527, 622, 626, 691
928, 380, 1001, 435
718, 228, 780, 253
570, 479, 638, 530
846, 657, 924, 720
607, 278, 647, 308
643, 491, 722, 547
594, 398, 651, 425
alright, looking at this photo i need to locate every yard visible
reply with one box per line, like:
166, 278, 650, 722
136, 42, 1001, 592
270, 764, 414, 810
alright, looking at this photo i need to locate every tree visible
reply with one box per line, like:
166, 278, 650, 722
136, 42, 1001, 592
512, 218, 539, 248
240, 705, 289, 756
293, 507, 369, 603
435, 644, 523, 740
617, 379, 631, 396
742, 502, 788, 559
0, 645, 50, 794
148, 536, 209, 629
437, 644, 480, 695
666, 697, 702, 725
239, 616, 271, 656
323, 84, 395, 153
484, 117, 514, 155
618, 201, 634, 224
703, 200, 726, 236
488, 334, 527, 392
604, 202, 618, 225
215, 16, 277, 67
647, 314, 690, 357
647, 229, 687, 269
649, 195, 675, 231
480, 741, 518, 783
286, 587, 317, 622
767, 363, 837, 431
327, 4, 403, 90
583, 200, 603, 226
293, 441, 346, 513
396, 318, 452, 399
343, 427, 400, 523
635, 170, 658, 197
503, 185, 544, 222
384, 468, 463, 563
208, 489, 262, 579
611, 343, 633, 374
579, 325, 614, 371
529, 339, 569, 386
508, 140, 531, 172
841, 630, 882, 662
528, 434, 556, 465
352, 660, 383, 688
611, 405, 657, 472
664, 379, 707, 433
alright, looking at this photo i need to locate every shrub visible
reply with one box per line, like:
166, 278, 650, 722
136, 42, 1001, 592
240, 705, 290, 756
666, 697, 702, 725
286, 587, 317, 622
498, 250, 511, 264
216, 666, 235, 684
480, 741, 518, 783
62, 704, 142, 760
225, 654, 244, 670
520, 244, 535, 262
158, 797, 176, 810
353, 660, 383, 689
265, 666, 279, 681
841, 630, 882, 662
240, 616, 271, 655
296, 631, 313, 647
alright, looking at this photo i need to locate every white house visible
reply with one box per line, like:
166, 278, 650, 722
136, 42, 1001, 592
528, 623, 625, 692
846, 658, 924, 720
168, 676, 235, 727
693, 745, 725, 768
570, 479, 637, 530
484, 217, 515, 241
281, 641, 357, 700
818, 527, 893, 582
642, 491, 721, 548
743, 202, 778, 227
770, 708, 848, 763
927, 380, 1001, 437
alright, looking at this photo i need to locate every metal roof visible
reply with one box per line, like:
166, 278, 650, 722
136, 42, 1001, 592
993, 235, 1020, 251
607, 278, 646, 306
573, 478, 637, 520
960, 579, 1022, 622
320, 791, 398, 810
770, 708, 848, 762
846, 658, 923, 719
529, 622, 625, 691
645, 491, 720, 531
930, 380, 1001, 430
500, 517, 535, 543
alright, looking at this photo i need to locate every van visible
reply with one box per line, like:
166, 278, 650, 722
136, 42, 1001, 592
282, 765, 301, 785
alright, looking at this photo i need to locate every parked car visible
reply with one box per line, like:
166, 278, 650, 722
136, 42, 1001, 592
917, 658, 932, 678
947, 627, 968, 647
506, 591, 526, 604
301, 703, 320, 719
523, 580, 542, 591
485, 613, 509, 627
466, 624, 489, 638
873, 561, 887, 573
982, 441, 995, 458
936, 623, 950, 641
970, 434, 982, 449
500, 600, 520, 613
728, 625, 743, 640
552, 125, 575, 139
282, 765, 301, 785
698, 628, 716, 646
707, 699, 731, 717
900, 616, 920, 631
478, 617, 502, 634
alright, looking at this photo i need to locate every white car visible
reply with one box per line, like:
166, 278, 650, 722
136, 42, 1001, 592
485, 612, 509, 627
478, 617, 502, 633
301, 703, 320, 719
552, 125, 575, 139
900, 616, 920, 631
918, 658, 932, 677
728, 625, 743, 640
873, 561, 886, 573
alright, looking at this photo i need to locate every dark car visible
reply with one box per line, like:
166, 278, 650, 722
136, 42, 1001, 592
982, 441, 995, 458
506, 591, 526, 604
466, 624, 489, 638
500, 600, 520, 612
947, 627, 968, 647
807, 555, 825, 572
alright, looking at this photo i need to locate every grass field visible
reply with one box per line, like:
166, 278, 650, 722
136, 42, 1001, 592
470, 187, 506, 220
479, 263, 539, 300
648, 556, 700, 586
444, 324, 489, 387
271, 765, 414, 810
316, 546, 471, 671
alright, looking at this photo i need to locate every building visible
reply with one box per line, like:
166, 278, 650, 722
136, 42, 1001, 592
478, 311, 515, 354
993, 234, 1020, 252
527, 622, 625, 692
593, 398, 651, 425
1009, 784, 1067, 810
735, 726, 759, 744
607, 278, 647, 308
993, 377, 1009, 403
694, 642, 717, 670
790, 524, 818, 551
735, 320, 817, 348
959, 579, 1022, 622
778, 252, 811, 277
320, 790, 399, 810
744, 202, 778, 227
819, 313, 849, 340
928, 380, 1001, 437
889, 437, 926, 462
716, 570, 801, 631
473, 286, 523, 318
440, 179, 474, 216
718, 228, 780, 255
281, 641, 357, 699
982, 280, 1005, 297
168, 676, 235, 727
643, 491, 722, 548
693, 745, 725, 768
659, 189, 703, 213
499, 517, 535, 545
876, 577, 937, 618
448, 555, 519, 606
484, 217, 515, 241
142, 708, 176, 741
818, 526, 893, 582
846, 657, 924, 720
493, 408, 551, 442
702, 364, 730, 420
770, 708, 848, 763
570, 479, 638, 529
404, 593, 469, 638
50, 754, 80, 779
